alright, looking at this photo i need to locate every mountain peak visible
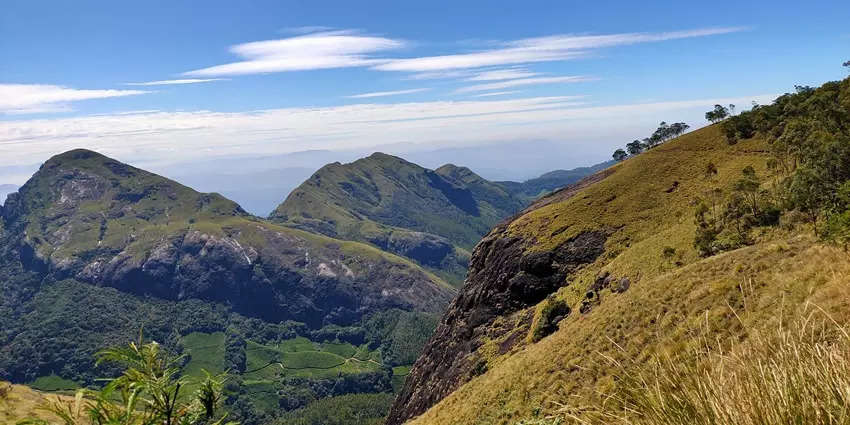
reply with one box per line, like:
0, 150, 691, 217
435, 163, 480, 182
367, 151, 397, 160
46, 148, 105, 162
3, 149, 454, 328
37, 148, 143, 182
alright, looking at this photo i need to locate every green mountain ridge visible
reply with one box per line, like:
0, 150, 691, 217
270, 153, 525, 285
1, 149, 454, 326
0, 149, 463, 424
270, 153, 603, 285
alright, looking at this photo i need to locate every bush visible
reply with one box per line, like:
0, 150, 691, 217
531, 298, 571, 342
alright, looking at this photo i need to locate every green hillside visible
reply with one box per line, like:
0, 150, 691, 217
0, 149, 456, 425
2, 149, 453, 326
388, 77, 850, 425
270, 153, 525, 284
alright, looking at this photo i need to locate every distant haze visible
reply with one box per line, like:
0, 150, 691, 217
0, 141, 608, 217
149, 140, 609, 216
0, 184, 18, 204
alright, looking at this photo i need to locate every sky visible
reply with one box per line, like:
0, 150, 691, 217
1, 0, 848, 213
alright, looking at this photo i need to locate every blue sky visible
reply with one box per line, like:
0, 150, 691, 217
1, 0, 848, 202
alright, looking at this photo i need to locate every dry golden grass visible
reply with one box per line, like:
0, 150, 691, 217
0, 382, 76, 424
406, 125, 850, 425
575, 310, 850, 425
411, 237, 850, 425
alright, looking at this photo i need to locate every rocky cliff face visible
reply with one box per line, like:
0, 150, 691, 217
1, 149, 455, 327
385, 205, 607, 424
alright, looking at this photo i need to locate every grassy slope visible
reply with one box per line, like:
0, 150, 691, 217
272, 153, 520, 250
407, 125, 850, 424
0, 382, 78, 424
270, 154, 523, 285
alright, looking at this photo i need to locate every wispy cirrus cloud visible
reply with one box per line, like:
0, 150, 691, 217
0, 84, 149, 114
471, 91, 522, 97
125, 78, 226, 86
182, 26, 745, 77
405, 70, 476, 80
456, 75, 594, 93
465, 68, 540, 81
184, 30, 405, 76
345, 88, 430, 98
374, 27, 746, 72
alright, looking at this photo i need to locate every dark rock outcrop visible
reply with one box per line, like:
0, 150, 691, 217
385, 226, 606, 425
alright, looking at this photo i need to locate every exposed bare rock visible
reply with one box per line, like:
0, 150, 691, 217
385, 226, 606, 425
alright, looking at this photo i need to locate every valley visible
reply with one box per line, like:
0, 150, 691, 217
0, 146, 600, 424
3, 5, 848, 425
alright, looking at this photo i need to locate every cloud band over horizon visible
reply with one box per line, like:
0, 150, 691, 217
0, 92, 778, 183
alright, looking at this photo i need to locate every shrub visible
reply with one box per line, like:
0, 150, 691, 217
531, 298, 571, 342
20, 336, 235, 425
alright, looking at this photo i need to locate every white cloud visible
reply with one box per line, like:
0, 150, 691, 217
0, 84, 149, 114
125, 78, 226, 86
465, 68, 539, 81
0, 93, 778, 178
456, 76, 594, 93
184, 30, 405, 76
373, 27, 746, 72
345, 88, 430, 98
405, 70, 476, 80
471, 91, 521, 97
181, 26, 745, 77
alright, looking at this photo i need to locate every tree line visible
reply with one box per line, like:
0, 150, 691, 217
613, 121, 690, 161
694, 70, 850, 255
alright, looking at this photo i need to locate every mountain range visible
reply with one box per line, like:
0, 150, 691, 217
3, 74, 850, 425
0, 146, 603, 424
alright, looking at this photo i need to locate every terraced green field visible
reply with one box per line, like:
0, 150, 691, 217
27, 331, 415, 418
242, 337, 385, 380
179, 333, 400, 382
182, 331, 226, 375
391, 366, 412, 392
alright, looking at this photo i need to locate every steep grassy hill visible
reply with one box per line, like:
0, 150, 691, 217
387, 78, 850, 425
270, 153, 525, 284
